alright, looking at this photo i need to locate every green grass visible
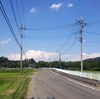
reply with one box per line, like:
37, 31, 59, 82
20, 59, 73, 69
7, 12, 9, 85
84, 71, 100, 74
0, 68, 38, 99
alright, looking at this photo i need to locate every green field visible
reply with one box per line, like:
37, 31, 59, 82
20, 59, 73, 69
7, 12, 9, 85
0, 69, 38, 99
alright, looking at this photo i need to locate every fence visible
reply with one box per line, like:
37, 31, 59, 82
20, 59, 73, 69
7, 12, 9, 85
55, 68, 100, 81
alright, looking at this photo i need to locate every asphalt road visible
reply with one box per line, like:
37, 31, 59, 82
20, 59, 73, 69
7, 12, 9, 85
30, 69, 100, 99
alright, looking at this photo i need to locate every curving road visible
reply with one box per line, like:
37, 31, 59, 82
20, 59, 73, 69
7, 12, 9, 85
30, 69, 100, 99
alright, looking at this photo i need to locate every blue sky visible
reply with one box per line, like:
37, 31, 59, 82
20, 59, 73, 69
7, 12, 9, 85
0, 0, 100, 61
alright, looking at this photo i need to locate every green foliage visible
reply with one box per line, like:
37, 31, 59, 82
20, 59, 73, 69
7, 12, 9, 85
0, 57, 9, 63
36, 61, 49, 68
50, 61, 60, 68
84, 61, 100, 71
36, 60, 100, 71
0, 57, 31, 68
0, 56, 100, 71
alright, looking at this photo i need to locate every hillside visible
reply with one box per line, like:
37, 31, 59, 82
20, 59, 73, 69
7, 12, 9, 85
84, 57, 100, 61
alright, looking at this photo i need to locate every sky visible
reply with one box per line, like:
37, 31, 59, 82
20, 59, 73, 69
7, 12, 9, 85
0, 0, 100, 62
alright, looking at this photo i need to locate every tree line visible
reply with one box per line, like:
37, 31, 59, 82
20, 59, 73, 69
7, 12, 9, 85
0, 56, 100, 71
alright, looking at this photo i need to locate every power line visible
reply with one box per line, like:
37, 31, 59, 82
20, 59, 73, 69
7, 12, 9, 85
0, 0, 27, 59
56, 26, 78, 51
21, 0, 26, 26
15, 0, 21, 23
23, 45, 60, 49
23, 33, 70, 40
0, 0, 20, 48
9, 0, 20, 32
24, 36, 68, 40
84, 31, 100, 35
57, 33, 75, 51
9, 0, 27, 60
27, 24, 73, 30
86, 21, 100, 26
65, 39, 77, 53
25, 23, 74, 31
0, 0, 27, 75
85, 41, 100, 43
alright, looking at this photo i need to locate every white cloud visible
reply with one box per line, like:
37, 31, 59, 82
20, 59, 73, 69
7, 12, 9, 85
7, 50, 68, 62
6, 50, 100, 62
30, 7, 37, 13
83, 53, 100, 60
0, 38, 11, 45
70, 53, 100, 61
50, 3, 63, 11
25, 50, 58, 62
67, 3, 73, 8
8, 53, 20, 60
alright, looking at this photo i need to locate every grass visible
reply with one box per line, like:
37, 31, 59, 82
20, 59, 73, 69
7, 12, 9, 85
0, 68, 38, 99
88, 71, 100, 73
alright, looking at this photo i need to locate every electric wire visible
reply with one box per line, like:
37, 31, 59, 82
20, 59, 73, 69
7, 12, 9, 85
1, 0, 100, 62
0, 1, 20, 47
23, 32, 70, 40
57, 33, 75, 51
85, 41, 100, 43
84, 31, 100, 35
15, 0, 21, 24
25, 23, 75, 31
9, 0, 20, 32
86, 21, 100, 26
23, 45, 60, 49
56, 26, 78, 51
21, 0, 26, 26
0, 0, 27, 59
10, 0, 27, 59
65, 39, 77, 53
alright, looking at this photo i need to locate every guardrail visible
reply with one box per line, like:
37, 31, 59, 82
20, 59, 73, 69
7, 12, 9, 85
54, 69, 100, 81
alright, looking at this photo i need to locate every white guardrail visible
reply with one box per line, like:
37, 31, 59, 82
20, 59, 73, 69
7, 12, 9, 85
54, 68, 100, 81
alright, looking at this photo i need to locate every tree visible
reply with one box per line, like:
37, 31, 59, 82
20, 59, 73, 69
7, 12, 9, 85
0, 57, 9, 68
28, 58, 36, 67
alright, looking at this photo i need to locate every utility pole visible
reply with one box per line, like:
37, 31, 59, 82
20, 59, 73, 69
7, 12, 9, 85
20, 24, 23, 75
59, 51, 61, 69
20, 24, 25, 75
56, 50, 62, 69
49, 55, 50, 68
76, 16, 86, 72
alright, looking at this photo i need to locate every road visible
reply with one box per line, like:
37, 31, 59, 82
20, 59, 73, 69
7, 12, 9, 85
30, 69, 100, 99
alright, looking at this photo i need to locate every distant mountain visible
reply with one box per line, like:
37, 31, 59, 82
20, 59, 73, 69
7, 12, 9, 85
84, 57, 100, 61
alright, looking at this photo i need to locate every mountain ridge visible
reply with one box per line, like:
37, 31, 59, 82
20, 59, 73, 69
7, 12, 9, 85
84, 57, 100, 61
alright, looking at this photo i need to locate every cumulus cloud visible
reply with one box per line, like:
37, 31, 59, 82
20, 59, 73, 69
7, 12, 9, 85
8, 53, 20, 60
71, 53, 100, 61
7, 50, 68, 62
67, 3, 73, 8
6, 50, 100, 62
83, 53, 100, 60
50, 3, 63, 11
30, 7, 37, 13
25, 50, 59, 62
0, 38, 11, 45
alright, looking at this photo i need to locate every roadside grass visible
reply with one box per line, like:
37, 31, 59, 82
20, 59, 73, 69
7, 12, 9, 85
84, 71, 100, 74
0, 68, 38, 99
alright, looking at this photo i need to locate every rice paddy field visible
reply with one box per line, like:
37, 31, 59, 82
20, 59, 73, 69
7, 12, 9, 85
0, 68, 38, 99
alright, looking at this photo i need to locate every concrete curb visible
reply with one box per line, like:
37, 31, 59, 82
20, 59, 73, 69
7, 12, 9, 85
52, 70, 100, 88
